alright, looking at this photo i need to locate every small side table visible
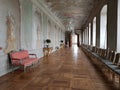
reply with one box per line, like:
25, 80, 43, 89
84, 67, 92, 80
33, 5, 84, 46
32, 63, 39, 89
60, 44, 64, 49
43, 47, 53, 56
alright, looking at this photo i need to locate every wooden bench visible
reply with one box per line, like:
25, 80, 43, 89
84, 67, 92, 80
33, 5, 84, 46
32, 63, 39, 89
9, 50, 39, 71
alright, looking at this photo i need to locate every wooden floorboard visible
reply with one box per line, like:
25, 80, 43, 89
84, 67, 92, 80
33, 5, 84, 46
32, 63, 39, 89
0, 46, 119, 90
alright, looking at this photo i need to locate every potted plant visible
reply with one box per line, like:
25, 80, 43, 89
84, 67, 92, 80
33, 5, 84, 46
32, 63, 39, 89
60, 40, 63, 44
45, 39, 51, 48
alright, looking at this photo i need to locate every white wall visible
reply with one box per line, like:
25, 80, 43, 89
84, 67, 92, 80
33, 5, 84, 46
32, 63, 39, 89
32, 9, 44, 57
20, 0, 65, 57
0, 0, 65, 76
117, 0, 120, 52
93, 17, 96, 46
21, 0, 33, 50
0, 0, 20, 76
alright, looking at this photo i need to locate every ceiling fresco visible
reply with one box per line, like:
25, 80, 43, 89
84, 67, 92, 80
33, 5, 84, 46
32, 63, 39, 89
42, 0, 99, 31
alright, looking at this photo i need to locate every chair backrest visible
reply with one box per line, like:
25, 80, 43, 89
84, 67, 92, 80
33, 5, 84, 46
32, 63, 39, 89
92, 46, 95, 52
113, 53, 120, 65
111, 51, 116, 62
108, 50, 116, 62
101, 49, 106, 58
10, 50, 29, 60
98, 48, 102, 56
105, 48, 110, 59
95, 47, 98, 53
104, 49, 108, 58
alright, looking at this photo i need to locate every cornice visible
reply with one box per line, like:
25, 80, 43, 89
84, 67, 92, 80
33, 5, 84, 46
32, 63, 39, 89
83, 0, 108, 29
31, 0, 65, 31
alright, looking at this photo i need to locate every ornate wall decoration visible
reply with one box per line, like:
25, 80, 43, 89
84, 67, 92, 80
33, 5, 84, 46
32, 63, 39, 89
36, 25, 41, 48
4, 13, 16, 53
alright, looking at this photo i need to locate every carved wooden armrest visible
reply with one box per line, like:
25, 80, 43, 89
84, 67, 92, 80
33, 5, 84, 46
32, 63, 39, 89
29, 54, 37, 58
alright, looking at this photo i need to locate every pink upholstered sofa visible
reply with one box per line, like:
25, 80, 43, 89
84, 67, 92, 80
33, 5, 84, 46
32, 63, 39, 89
10, 50, 38, 71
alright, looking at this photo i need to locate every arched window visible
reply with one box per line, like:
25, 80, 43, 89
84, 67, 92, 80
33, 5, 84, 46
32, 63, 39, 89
100, 5, 107, 49
89, 23, 91, 45
83, 30, 85, 44
117, 0, 120, 52
93, 17, 96, 46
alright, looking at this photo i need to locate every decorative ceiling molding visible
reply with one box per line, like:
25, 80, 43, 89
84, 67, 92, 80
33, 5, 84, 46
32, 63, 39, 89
31, 0, 65, 30
83, 0, 107, 29
42, 0, 99, 30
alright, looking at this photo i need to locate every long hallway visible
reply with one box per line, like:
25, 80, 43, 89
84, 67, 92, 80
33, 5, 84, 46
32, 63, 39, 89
0, 46, 118, 90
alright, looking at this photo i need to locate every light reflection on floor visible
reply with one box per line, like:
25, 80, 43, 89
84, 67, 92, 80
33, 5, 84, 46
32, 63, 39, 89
72, 44, 79, 63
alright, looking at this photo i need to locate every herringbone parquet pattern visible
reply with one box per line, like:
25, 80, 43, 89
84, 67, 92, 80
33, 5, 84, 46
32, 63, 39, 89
0, 46, 119, 90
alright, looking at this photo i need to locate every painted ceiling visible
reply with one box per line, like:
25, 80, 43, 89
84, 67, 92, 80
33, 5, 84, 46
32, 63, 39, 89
42, 0, 99, 31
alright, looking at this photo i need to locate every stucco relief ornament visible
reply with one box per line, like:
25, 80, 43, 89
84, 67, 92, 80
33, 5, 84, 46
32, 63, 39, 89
36, 26, 41, 49
4, 13, 16, 53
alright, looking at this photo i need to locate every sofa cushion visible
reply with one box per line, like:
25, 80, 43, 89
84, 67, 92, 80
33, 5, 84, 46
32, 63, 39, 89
10, 50, 29, 60
12, 59, 33, 67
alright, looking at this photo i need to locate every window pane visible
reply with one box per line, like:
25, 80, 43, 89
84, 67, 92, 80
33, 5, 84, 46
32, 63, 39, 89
100, 5, 107, 49
93, 17, 96, 46
89, 23, 91, 45
117, 0, 120, 52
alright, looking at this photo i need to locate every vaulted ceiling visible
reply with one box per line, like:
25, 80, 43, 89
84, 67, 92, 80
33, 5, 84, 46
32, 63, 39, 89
42, 0, 99, 31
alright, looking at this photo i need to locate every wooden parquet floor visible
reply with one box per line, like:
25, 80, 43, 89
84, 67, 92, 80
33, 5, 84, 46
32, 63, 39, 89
0, 46, 119, 90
